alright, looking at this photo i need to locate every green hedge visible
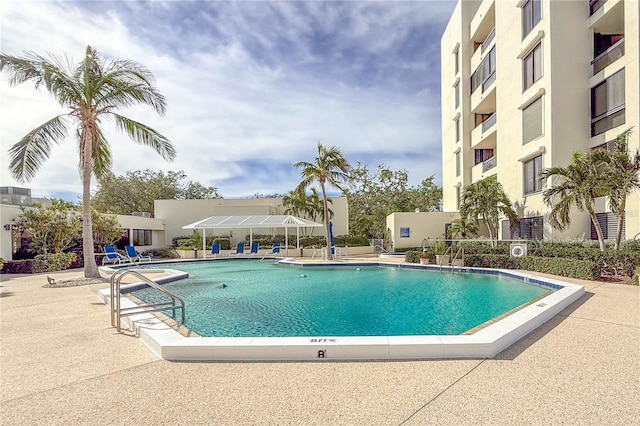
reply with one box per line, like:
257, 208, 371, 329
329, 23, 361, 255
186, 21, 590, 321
404, 251, 420, 263
464, 254, 600, 281
1, 252, 77, 274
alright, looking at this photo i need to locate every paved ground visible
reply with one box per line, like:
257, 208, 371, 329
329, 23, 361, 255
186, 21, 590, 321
1, 265, 639, 425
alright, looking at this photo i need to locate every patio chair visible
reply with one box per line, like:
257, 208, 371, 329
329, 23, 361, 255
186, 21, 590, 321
229, 242, 245, 257
249, 242, 259, 256
102, 246, 129, 265
125, 245, 152, 262
206, 243, 221, 258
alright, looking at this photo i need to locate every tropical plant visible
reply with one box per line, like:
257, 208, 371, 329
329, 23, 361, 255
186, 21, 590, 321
1, 46, 175, 277
446, 215, 479, 239
604, 128, 640, 250
294, 142, 351, 259
14, 200, 81, 255
541, 150, 609, 251
459, 176, 518, 246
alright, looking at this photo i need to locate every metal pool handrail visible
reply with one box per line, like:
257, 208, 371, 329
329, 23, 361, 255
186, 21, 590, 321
109, 269, 185, 333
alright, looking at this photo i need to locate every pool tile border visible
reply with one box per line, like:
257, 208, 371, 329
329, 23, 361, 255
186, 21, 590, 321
98, 261, 584, 361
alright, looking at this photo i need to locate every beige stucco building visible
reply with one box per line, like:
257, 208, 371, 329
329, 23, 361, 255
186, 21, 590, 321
0, 188, 349, 261
441, 0, 640, 241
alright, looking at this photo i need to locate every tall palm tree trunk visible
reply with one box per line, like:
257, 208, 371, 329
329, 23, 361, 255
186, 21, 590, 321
82, 132, 99, 278
615, 203, 625, 250
320, 181, 331, 260
588, 208, 606, 251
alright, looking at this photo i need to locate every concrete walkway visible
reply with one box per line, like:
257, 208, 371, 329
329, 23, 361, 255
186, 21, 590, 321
1, 267, 638, 425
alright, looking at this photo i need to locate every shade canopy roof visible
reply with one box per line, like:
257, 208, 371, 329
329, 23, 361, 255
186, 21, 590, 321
182, 215, 323, 230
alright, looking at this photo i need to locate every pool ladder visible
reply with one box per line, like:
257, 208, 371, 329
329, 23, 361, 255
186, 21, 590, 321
439, 246, 464, 273
109, 269, 185, 333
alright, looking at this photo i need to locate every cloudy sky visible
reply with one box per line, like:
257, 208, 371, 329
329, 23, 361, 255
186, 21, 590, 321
0, 0, 456, 200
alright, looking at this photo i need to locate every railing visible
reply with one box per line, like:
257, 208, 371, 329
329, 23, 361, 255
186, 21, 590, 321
592, 38, 624, 74
590, 0, 606, 15
483, 155, 497, 172
482, 72, 496, 93
481, 28, 496, 53
451, 247, 464, 273
110, 269, 185, 333
482, 113, 497, 132
439, 245, 453, 272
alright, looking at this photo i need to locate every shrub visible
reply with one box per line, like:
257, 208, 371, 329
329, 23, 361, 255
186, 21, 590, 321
464, 254, 599, 280
34, 253, 78, 272
420, 249, 436, 263
334, 235, 369, 246
464, 254, 519, 269
404, 251, 420, 263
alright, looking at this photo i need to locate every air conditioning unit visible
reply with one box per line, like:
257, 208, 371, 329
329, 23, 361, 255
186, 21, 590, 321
510, 243, 527, 257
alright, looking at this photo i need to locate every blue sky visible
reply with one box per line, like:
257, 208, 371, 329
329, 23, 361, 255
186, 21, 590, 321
0, 0, 456, 200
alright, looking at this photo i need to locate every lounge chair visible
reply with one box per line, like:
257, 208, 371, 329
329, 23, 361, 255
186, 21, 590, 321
206, 243, 221, 258
229, 242, 245, 257
125, 245, 152, 262
102, 246, 130, 265
249, 242, 259, 256
263, 242, 281, 256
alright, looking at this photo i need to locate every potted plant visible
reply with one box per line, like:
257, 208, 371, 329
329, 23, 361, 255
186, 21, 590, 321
434, 239, 449, 265
420, 249, 435, 265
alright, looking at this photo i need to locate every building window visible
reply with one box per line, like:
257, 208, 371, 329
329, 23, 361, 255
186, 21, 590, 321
455, 118, 460, 142
456, 186, 461, 210
455, 152, 461, 177
522, 96, 543, 144
591, 69, 625, 136
591, 212, 624, 240
454, 83, 460, 109
523, 42, 543, 91
474, 149, 494, 165
470, 46, 496, 93
515, 216, 544, 239
133, 229, 152, 246
454, 50, 459, 75
523, 155, 543, 195
522, 0, 542, 38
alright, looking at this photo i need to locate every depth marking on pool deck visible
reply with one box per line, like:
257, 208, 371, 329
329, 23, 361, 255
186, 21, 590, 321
98, 263, 584, 361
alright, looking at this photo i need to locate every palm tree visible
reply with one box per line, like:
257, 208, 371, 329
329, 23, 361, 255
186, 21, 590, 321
446, 215, 479, 239
294, 142, 351, 259
541, 150, 609, 251
605, 128, 640, 250
460, 176, 518, 246
1, 46, 175, 277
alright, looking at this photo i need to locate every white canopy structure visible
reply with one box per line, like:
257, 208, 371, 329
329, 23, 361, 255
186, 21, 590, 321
182, 215, 324, 256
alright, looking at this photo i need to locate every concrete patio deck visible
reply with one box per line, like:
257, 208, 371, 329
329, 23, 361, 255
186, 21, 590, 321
1, 266, 638, 425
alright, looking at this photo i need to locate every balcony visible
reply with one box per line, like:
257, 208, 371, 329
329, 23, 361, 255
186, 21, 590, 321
471, 113, 497, 149
592, 38, 624, 74
470, 0, 495, 44
471, 155, 497, 182
590, 0, 607, 15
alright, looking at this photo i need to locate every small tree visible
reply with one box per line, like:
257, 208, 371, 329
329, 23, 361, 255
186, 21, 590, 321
14, 200, 81, 255
460, 176, 518, 246
91, 209, 123, 249
541, 150, 610, 251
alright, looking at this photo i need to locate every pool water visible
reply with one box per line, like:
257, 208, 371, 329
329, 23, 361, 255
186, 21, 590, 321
132, 261, 549, 337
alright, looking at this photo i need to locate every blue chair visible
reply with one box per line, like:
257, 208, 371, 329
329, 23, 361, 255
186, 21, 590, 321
102, 246, 129, 265
125, 245, 151, 262
206, 243, 221, 258
229, 242, 245, 257
249, 242, 259, 256
264, 242, 281, 256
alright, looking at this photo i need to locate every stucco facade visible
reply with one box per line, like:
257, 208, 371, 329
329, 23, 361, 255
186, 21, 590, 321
441, 0, 640, 241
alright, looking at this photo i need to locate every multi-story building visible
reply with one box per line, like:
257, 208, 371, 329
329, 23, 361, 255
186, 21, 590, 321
441, 0, 639, 241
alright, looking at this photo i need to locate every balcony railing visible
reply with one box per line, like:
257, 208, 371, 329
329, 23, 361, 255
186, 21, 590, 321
592, 38, 624, 74
481, 28, 496, 54
590, 0, 607, 15
482, 113, 497, 132
482, 72, 496, 93
482, 155, 497, 172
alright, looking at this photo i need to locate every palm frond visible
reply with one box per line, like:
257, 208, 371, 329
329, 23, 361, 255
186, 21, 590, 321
112, 114, 176, 161
8, 115, 69, 182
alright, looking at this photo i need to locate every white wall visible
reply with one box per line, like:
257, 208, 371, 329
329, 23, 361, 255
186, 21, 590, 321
386, 212, 460, 250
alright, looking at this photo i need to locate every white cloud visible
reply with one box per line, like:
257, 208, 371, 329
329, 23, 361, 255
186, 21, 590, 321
0, 0, 455, 199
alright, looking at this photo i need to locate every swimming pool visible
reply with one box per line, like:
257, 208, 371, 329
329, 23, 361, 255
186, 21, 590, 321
131, 261, 549, 337
98, 259, 584, 361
